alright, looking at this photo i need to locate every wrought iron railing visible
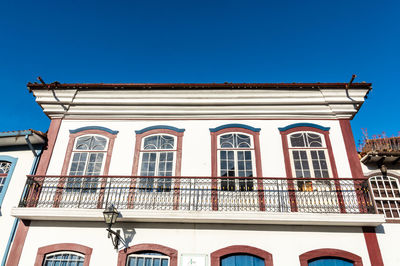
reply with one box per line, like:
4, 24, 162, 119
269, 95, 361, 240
19, 175, 376, 214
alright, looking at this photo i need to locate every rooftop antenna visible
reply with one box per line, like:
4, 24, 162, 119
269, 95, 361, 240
346, 74, 356, 89
37, 76, 46, 85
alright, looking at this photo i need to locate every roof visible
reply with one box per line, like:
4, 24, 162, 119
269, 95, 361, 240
0, 129, 47, 147
27, 80, 372, 120
360, 137, 400, 166
27, 81, 372, 91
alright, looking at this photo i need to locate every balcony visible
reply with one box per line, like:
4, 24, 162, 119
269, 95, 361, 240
13, 175, 384, 226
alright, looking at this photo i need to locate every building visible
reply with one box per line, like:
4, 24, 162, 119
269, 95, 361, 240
360, 135, 400, 265
0, 130, 46, 265
5, 81, 387, 265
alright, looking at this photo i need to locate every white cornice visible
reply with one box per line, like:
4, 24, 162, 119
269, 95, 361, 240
32, 88, 370, 119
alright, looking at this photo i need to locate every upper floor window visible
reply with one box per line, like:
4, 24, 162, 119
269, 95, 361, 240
369, 175, 400, 219
68, 135, 108, 176
43, 251, 85, 266
140, 134, 176, 177
61, 126, 118, 176
0, 161, 11, 193
210, 124, 262, 193
288, 132, 331, 178
132, 126, 185, 192
218, 133, 255, 191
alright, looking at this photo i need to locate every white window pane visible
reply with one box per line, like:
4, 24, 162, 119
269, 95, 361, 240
290, 133, 306, 147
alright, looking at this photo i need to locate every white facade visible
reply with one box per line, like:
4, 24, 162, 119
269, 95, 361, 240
7, 82, 389, 266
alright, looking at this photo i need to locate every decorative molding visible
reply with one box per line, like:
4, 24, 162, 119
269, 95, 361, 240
210, 245, 273, 266
69, 126, 119, 135
34, 243, 92, 266
278, 123, 330, 132
135, 125, 185, 134
210, 123, 261, 133
118, 243, 177, 266
299, 248, 363, 266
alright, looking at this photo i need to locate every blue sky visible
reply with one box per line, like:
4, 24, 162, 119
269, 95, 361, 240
0, 0, 399, 145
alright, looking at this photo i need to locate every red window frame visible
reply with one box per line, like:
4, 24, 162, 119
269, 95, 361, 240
279, 125, 344, 213
210, 126, 264, 211
53, 128, 117, 208
34, 243, 92, 266
129, 128, 184, 209
118, 243, 178, 266
299, 248, 363, 266
210, 245, 273, 266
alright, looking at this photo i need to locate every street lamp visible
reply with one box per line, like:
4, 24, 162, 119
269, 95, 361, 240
103, 204, 121, 249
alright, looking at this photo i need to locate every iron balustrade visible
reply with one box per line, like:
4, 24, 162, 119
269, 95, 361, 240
19, 175, 376, 214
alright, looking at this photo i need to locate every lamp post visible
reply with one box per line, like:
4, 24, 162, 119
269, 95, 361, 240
103, 204, 121, 249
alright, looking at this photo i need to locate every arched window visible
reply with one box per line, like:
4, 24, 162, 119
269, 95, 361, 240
43, 251, 85, 266
308, 257, 354, 266
299, 248, 363, 266
218, 133, 255, 191
288, 132, 331, 179
221, 254, 264, 266
138, 134, 176, 191
132, 126, 184, 193
127, 251, 170, 266
0, 161, 12, 193
369, 175, 400, 219
0, 156, 17, 208
55, 127, 117, 208
210, 245, 273, 266
279, 124, 343, 212
210, 124, 263, 211
34, 243, 92, 266
118, 244, 178, 266
69, 135, 108, 176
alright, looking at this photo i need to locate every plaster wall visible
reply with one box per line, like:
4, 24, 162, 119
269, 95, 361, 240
0, 148, 36, 259
19, 221, 371, 266
46, 119, 353, 178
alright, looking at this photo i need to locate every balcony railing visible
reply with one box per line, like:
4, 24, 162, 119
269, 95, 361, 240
19, 175, 376, 214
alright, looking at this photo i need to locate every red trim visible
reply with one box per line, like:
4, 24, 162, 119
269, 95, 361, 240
130, 129, 184, 209
118, 243, 178, 266
210, 245, 273, 266
363, 227, 384, 266
210, 127, 264, 211
36, 118, 62, 175
53, 129, 117, 207
340, 119, 371, 214
280, 126, 345, 213
299, 248, 363, 266
34, 243, 92, 266
6, 220, 30, 266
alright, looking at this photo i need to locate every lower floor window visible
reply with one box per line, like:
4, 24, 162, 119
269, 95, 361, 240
127, 252, 170, 266
309, 257, 353, 266
221, 254, 264, 266
44, 251, 84, 266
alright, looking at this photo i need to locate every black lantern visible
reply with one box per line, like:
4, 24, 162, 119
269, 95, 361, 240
103, 204, 121, 249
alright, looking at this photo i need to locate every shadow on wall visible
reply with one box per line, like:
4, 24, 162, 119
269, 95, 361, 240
121, 228, 136, 248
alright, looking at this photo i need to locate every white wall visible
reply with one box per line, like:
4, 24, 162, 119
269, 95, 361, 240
19, 221, 372, 266
46, 119, 353, 178
0, 148, 36, 260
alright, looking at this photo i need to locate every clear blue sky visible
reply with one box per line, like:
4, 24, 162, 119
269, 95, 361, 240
1, 0, 399, 145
